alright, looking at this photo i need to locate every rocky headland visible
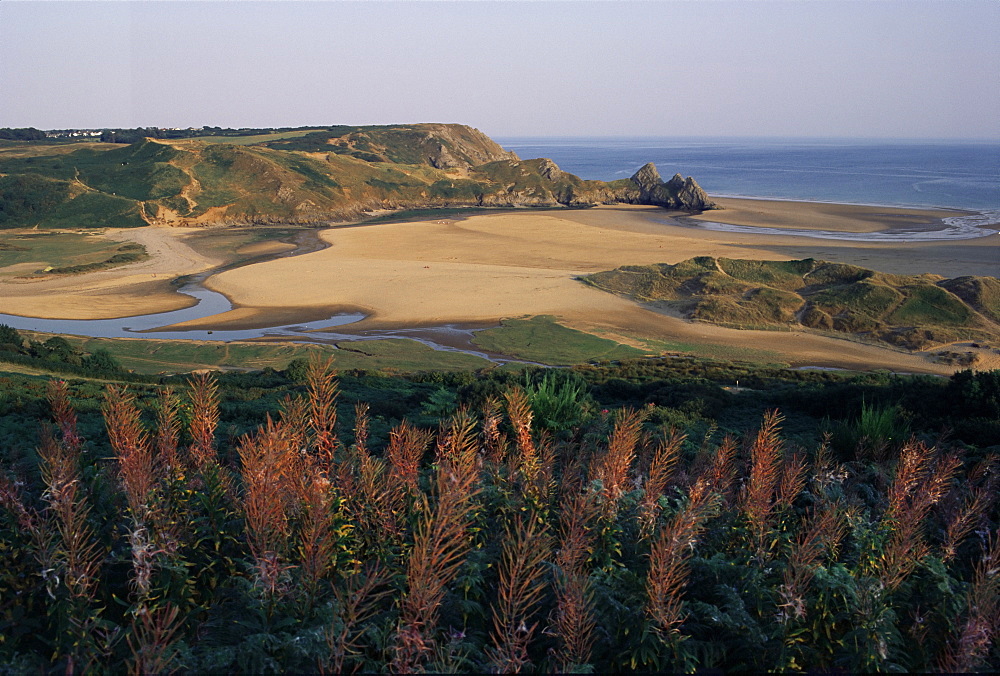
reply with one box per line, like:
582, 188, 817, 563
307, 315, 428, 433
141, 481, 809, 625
0, 123, 716, 229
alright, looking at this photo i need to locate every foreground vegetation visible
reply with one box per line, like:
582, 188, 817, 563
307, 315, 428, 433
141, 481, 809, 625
585, 257, 1000, 354
0, 356, 997, 672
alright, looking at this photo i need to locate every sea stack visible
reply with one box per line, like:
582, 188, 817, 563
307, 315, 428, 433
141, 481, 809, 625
628, 162, 716, 211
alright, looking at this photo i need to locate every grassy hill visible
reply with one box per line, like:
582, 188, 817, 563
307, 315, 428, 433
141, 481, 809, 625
583, 257, 1000, 350
0, 124, 711, 229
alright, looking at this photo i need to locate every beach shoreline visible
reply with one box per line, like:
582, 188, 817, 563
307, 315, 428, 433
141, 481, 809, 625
685, 197, 968, 233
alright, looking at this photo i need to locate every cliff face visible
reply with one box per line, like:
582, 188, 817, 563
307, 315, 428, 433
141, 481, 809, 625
0, 124, 717, 229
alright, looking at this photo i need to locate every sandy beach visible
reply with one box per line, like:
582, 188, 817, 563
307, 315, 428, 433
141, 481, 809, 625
3, 199, 997, 373
205, 203, 998, 322
197, 203, 995, 373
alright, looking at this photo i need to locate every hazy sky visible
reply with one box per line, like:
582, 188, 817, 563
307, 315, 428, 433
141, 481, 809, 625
2, 0, 998, 139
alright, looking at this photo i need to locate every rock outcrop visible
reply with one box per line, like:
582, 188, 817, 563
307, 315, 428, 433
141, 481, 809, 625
620, 162, 716, 211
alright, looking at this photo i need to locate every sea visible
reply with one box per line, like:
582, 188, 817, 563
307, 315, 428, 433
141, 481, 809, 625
494, 137, 1000, 213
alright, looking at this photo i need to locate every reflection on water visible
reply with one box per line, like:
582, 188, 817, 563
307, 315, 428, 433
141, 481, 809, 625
0, 280, 521, 361
0, 280, 365, 341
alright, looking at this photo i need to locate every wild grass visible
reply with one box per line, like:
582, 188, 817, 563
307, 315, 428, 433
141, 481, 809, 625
46, 334, 490, 375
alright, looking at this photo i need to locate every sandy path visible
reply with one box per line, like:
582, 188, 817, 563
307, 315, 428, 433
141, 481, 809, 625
0, 226, 220, 319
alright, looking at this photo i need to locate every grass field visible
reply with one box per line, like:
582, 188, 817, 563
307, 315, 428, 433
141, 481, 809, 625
0, 231, 140, 276
184, 129, 325, 145
472, 315, 646, 365
15, 333, 492, 375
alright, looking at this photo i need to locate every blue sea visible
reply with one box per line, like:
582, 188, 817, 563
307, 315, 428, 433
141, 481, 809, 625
495, 137, 1000, 212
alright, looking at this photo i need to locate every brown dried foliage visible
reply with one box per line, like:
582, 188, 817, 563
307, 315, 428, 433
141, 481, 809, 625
48, 380, 82, 456
740, 410, 785, 557
639, 430, 684, 537
937, 529, 1000, 673
481, 396, 508, 467
777, 505, 846, 623
594, 408, 647, 517
392, 428, 480, 673
646, 478, 719, 637
876, 443, 961, 591
879, 444, 961, 590
39, 382, 103, 605
306, 357, 340, 472
153, 388, 182, 474
776, 452, 808, 512
704, 435, 738, 502
386, 421, 431, 496
239, 417, 297, 595
103, 386, 156, 519
942, 461, 997, 563
504, 388, 538, 482
187, 372, 220, 471
548, 487, 599, 671
488, 515, 553, 673
298, 474, 339, 590
278, 394, 310, 458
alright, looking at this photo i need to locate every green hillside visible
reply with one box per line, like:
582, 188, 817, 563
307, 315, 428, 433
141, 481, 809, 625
0, 123, 713, 229
583, 257, 1000, 350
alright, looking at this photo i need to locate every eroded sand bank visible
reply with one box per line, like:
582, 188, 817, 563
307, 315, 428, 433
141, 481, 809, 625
685, 198, 964, 233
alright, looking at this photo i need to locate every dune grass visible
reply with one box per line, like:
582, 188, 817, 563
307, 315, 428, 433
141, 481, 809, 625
188, 129, 325, 145
0, 232, 138, 275
585, 257, 1000, 351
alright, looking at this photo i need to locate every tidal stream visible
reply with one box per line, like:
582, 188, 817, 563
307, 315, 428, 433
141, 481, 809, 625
0, 229, 512, 361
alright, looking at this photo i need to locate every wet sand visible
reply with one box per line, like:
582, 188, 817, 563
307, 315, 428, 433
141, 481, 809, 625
687, 197, 964, 233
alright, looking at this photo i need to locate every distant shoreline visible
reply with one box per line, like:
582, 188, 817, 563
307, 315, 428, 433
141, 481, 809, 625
675, 197, 998, 242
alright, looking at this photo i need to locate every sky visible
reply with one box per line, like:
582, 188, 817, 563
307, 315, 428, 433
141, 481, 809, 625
1, 0, 998, 139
